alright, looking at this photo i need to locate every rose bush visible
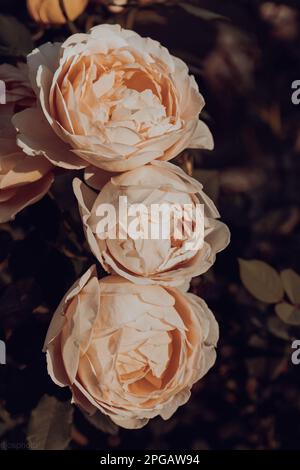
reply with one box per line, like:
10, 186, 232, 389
0, 22, 226, 434
73, 161, 230, 286
13, 24, 213, 171
44, 265, 219, 429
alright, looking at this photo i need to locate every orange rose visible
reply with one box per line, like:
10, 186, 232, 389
13, 24, 213, 171
44, 266, 219, 428
27, 0, 89, 25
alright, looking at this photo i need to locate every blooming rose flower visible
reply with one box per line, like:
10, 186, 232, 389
0, 114, 54, 223
44, 266, 219, 428
0, 63, 35, 114
13, 24, 213, 171
27, 0, 89, 25
73, 161, 230, 286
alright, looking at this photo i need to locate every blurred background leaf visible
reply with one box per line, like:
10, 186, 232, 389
27, 395, 73, 450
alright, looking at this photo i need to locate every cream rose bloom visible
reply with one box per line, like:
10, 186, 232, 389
13, 24, 213, 171
73, 161, 230, 286
0, 113, 54, 223
44, 266, 219, 429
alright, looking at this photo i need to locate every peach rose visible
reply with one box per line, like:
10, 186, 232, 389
13, 24, 213, 171
73, 161, 230, 286
27, 0, 89, 25
0, 63, 35, 114
44, 266, 219, 428
0, 114, 54, 223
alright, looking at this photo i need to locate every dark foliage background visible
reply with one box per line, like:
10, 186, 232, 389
0, 0, 300, 450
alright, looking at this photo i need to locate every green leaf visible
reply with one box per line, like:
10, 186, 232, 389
0, 15, 33, 58
238, 259, 284, 303
27, 395, 73, 450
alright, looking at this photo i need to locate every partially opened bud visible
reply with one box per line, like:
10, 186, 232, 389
27, 0, 89, 25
